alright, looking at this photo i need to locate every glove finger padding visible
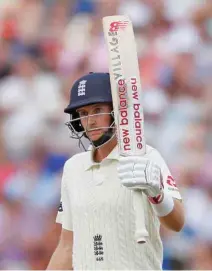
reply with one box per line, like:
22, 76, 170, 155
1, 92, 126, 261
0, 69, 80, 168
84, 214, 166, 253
117, 162, 134, 172
120, 178, 148, 189
118, 157, 147, 172
133, 170, 146, 179
118, 171, 134, 179
118, 165, 146, 179
133, 163, 147, 171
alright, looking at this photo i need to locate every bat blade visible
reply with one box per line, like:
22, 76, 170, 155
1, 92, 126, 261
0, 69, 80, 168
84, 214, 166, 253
103, 15, 148, 243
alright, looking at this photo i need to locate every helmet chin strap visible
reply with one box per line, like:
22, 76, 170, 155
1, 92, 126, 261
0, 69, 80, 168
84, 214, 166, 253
91, 128, 115, 148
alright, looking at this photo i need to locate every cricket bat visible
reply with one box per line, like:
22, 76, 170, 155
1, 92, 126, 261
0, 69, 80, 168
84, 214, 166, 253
103, 15, 148, 243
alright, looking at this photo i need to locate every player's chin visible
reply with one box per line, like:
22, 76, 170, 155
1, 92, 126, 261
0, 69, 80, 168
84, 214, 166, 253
87, 130, 103, 141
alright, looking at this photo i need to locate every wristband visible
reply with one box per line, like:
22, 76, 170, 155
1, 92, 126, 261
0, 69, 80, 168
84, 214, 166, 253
149, 192, 174, 217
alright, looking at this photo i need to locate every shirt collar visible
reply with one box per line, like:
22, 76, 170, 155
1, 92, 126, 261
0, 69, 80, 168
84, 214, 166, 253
84, 145, 119, 171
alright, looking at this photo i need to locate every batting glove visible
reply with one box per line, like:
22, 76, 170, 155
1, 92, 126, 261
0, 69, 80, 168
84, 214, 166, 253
117, 156, 163, 198
117, 156, 174, 217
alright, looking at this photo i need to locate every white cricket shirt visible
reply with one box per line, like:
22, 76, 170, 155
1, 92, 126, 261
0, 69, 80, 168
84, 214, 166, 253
56, 145, 182, 270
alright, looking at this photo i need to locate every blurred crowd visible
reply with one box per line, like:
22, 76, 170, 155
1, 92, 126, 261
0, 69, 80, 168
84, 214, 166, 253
0, 0, 212, 269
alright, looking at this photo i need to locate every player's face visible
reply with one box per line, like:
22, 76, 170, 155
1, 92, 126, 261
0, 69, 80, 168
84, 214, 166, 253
77, 103, 112, 141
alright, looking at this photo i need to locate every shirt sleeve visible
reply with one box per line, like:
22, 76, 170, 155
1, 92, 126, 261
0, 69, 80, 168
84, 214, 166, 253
56, 162, 73, 231
148, 148, 182, 200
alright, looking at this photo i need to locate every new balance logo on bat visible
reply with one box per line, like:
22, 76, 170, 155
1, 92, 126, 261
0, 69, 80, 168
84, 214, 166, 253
109, 21, 129, 32
78, 80, 87, 96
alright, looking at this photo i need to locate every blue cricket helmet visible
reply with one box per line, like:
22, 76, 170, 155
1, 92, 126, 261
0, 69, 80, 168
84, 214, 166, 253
64, 72, 115, 148
64, 72, 112, 114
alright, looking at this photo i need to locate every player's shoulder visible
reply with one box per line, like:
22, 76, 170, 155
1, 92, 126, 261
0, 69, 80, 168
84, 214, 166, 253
145, 144, 166, 165
63, 150, 91, 171
146, 144, 160, 155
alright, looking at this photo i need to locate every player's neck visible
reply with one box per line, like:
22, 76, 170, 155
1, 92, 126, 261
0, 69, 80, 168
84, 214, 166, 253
94, 137, 117, 163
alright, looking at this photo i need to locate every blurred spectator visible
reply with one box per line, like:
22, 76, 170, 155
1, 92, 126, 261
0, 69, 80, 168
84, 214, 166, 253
0, 44, 64, 160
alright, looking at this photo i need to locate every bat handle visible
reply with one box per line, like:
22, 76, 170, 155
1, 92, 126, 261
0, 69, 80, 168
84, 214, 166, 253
133, 190, 149, 243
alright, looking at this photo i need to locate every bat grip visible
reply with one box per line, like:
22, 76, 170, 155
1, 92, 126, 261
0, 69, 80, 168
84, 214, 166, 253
133, 190, 149, 243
